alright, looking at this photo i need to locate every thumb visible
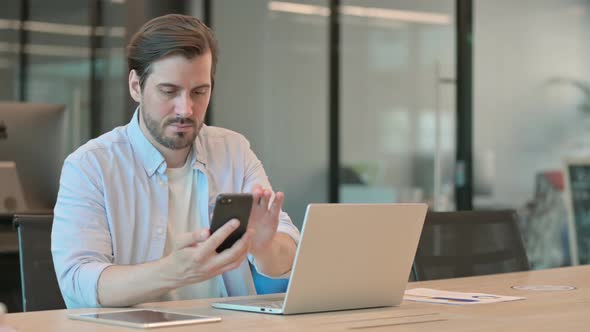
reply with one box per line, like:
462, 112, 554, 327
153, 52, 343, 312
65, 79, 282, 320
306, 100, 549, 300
174, 229, 210, 250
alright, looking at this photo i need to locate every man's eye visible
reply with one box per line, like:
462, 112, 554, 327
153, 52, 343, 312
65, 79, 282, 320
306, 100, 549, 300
161, 89, 176, 95
193, 89, 207, 95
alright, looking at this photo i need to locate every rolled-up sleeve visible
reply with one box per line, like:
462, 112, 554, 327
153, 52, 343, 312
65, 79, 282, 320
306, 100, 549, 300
240, 137, 300, 279
52, 155, 114, 308
241, 139, 300, 244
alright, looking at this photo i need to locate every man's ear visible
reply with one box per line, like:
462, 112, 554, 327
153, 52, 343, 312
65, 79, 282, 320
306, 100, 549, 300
128, 70, 142, 103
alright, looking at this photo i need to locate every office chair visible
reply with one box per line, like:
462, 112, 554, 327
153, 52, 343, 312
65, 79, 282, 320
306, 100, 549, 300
413, 210, 530, 281
14, 214, 65, 311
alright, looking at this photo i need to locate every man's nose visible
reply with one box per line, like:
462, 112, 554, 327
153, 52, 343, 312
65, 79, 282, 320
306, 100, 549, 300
175, 94, 193, 117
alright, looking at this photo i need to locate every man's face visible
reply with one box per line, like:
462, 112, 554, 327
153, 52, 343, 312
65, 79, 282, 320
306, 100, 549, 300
129, 52, 212, 150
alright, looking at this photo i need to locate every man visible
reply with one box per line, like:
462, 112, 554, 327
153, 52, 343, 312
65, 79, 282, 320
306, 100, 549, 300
51, 14, 299, 308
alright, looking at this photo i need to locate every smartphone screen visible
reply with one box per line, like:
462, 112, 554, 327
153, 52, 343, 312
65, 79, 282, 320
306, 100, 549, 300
209, 193, 253, 252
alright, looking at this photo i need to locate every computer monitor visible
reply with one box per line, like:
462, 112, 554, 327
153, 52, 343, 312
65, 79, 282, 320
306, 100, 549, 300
0, 102, 68, 213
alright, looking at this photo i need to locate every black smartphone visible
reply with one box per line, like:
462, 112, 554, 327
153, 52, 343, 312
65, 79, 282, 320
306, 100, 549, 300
209, 193, 253, 253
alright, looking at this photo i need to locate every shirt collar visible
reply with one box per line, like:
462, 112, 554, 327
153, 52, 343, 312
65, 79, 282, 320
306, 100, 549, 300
126, 108, 208, 177
193, 124, 208, 168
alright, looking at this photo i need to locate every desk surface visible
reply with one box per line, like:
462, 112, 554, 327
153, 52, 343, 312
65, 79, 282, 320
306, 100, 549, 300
5, 265, 590, 331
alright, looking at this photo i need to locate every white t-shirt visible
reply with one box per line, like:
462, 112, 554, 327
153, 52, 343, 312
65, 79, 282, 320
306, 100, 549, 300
161, 157, 221, 301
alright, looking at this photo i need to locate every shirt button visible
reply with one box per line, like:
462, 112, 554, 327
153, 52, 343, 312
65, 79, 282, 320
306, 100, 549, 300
157, 228, 164, 235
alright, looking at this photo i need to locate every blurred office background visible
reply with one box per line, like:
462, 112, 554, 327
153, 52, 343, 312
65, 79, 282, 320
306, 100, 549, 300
1, 0, 590, 310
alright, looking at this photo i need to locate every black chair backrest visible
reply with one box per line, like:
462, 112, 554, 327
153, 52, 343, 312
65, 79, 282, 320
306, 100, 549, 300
14, 214, 65, 311
414, 210, 530, 281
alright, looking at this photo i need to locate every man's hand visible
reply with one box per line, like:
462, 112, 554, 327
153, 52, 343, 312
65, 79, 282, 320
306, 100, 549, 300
97, 219, 252, 307
164, 219, 252, 286
247, 184, 284, 256
244, 184, 296, 277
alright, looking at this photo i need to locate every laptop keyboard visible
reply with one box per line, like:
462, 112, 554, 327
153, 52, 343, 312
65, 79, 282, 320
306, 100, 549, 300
249, 300, 284, 309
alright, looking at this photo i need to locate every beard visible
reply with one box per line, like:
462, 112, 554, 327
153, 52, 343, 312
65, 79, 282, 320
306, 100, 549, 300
141, 107, 201, 150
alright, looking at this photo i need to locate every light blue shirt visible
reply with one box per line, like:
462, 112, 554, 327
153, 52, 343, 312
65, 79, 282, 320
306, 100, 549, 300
51, 110, 300, 308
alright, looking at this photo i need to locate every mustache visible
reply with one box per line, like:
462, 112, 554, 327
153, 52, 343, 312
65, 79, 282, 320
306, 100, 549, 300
165, 117, 196, 126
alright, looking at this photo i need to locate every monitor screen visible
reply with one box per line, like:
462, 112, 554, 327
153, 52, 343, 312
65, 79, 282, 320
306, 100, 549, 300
0, 102, 68, 212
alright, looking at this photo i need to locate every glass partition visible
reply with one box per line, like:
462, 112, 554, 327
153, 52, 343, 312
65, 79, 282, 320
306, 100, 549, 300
0, 1, 22, 101
209, 0, 330, 227
474, 0, 590, 268
340, 0, 456, 209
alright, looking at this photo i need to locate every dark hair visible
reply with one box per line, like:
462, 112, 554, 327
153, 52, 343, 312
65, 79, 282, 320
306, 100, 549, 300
126, 14, 218, 90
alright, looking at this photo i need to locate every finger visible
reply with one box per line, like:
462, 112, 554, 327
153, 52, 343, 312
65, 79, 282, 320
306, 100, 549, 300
217, 250, 249, 275
259, 189, 272, 209
216, 229, 251, 261
200, 218, 241, 253
251, 184, 263, 200
189, 228, 210, 247
174, 229, 209, 250
267, 190, 277, 210
270, 191, 284, 215
251, 188, 263, 209
206, 250, 249, 279
209, 236, 251, 275
203, 230, 252, 273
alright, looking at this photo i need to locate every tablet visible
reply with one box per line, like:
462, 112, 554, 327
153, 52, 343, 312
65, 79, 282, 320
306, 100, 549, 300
68, 309, 221, 329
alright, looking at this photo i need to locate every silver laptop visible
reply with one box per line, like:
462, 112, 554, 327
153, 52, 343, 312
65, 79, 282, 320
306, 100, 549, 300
211, 203, 427, 315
